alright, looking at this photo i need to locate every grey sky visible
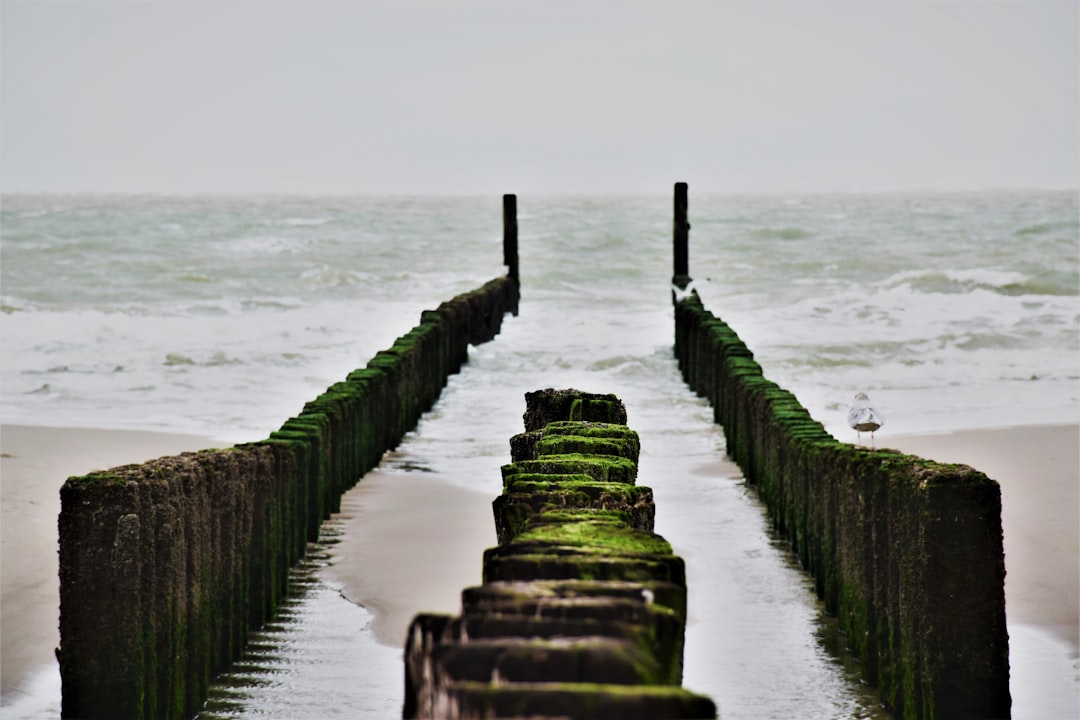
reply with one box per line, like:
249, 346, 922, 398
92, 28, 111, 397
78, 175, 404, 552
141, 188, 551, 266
2, 1, 1077, 195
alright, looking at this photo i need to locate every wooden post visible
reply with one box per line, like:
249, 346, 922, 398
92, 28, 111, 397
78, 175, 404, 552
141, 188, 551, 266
503, 194, 519, 283
673, 182, 690, 289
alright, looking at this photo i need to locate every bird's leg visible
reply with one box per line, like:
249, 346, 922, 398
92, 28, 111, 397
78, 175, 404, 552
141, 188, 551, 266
870, 432, 876, 450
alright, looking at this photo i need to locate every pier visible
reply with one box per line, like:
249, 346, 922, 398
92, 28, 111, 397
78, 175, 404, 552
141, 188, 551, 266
56, 188, 1011, 719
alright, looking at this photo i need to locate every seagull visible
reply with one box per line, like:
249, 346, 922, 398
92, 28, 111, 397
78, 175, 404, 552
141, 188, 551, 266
671, 280, 697, 303
848, 392, 884, 449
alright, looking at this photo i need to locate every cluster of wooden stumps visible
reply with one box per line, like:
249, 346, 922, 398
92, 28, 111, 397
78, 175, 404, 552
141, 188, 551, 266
403, 389, 717, 719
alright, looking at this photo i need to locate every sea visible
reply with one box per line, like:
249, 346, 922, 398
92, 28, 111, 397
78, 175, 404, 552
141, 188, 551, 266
2, 190, 1077, 718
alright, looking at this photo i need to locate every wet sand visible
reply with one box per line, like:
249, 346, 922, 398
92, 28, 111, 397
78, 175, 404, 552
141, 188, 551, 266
324, 464, 496, 647
2, 421, 1075, 710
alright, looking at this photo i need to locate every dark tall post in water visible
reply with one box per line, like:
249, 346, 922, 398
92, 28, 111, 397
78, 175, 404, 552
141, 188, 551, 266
503, 193, 519, 283
673, 182, 690, 289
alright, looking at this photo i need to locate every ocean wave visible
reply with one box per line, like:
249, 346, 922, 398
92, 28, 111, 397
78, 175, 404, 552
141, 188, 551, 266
164, 351, 243, 367
272, 217, 333, 227
879, 268, 1074, 296
21, 362, 124, 375
948, 332, 1036, 351
176, 273, 213, 284
1, 296, 32, 313
784, 342, 908, 369
584, 354, 649, 375
224, 234, 313, 256
751, 227, 812, 241
238, 297, 305, 312
299, 265, 376, 289
164, 353, 196, 366
1016, 221, 1079, 236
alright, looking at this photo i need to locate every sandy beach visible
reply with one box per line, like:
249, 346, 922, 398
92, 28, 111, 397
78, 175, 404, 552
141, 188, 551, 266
0, 425, 229, 700
887, 423, 1079, 649
1, 421, 1075, 709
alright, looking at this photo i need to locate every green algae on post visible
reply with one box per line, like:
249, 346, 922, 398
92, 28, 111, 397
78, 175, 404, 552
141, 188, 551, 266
58, 272, 520, 720
673, 290, 1009, 720
404, 389, 716, 718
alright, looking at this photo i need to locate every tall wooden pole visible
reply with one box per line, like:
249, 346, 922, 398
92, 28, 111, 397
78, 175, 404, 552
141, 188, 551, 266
673, 182, 691, 289
503, 194, 519, 283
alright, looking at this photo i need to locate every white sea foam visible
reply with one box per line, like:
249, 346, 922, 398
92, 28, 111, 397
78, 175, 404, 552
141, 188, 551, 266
274, 216, 333, 226
221, 233, 314, 256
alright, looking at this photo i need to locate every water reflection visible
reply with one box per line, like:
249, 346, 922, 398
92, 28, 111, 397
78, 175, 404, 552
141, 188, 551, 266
198, 519, 402, 720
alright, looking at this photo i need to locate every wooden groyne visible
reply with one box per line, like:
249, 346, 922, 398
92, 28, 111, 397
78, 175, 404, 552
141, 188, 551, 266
404, 389, 717, 719
58, 266, 519, 719
670, 186, 1010, 719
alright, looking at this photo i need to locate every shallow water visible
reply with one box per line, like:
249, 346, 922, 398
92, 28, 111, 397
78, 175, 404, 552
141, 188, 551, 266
196, 520, 402, 719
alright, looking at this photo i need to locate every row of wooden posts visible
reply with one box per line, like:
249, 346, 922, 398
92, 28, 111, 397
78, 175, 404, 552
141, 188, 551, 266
403, 389, 718, 718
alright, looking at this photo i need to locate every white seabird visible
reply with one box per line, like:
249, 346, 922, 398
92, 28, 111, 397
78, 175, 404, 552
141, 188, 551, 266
671, 280, 697, 303
848, 392, 884, 449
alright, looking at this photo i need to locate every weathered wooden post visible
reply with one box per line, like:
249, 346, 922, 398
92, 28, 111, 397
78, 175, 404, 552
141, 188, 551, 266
403, 389, 718, 719
503, 193, 519, 283
673, 182, 691, 290
58, 274, 524, 720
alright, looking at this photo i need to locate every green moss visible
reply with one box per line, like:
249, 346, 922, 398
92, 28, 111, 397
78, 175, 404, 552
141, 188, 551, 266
513, 520, 673, 557
483, 552, 683, 584
503, 454, 637, 484
537, 435, 639, 463
66, 470, 128, 488
527, 508, 632, 526
540, 421, 640, 461
502, 472, 596, 488
505, 479, 652, 504
630, 604, 685, 685
542, 421, 636, 437
568, 397, 625, 424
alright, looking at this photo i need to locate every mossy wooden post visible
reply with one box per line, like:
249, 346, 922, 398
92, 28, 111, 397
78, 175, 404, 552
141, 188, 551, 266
673, 182, 690, 290
58, 270, 521, 719
671, 293, 1011, 719
403, 389, 717, 719
503, 193, 519, 283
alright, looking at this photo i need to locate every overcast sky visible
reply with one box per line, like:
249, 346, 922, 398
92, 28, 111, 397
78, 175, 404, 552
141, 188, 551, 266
2, 1, 1077, 195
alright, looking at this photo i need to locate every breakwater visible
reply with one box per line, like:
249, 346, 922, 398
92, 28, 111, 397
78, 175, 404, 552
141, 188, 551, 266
57, 274, 519, 720
673, 291, 1010, 719
404, 388, 717, 719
